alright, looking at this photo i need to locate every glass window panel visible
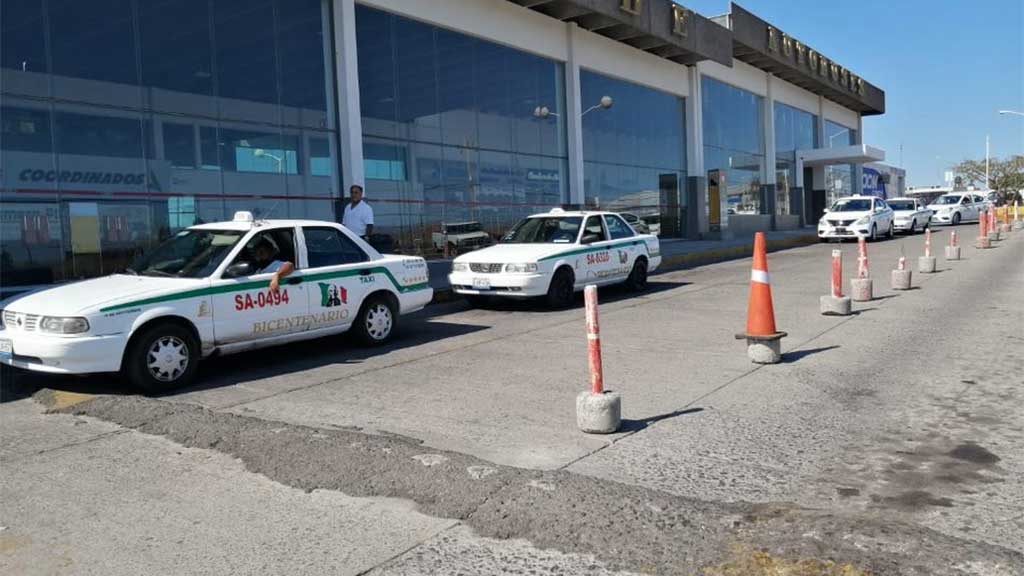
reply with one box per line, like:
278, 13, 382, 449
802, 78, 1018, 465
2, 0, 48, 74
214, 0, 278, 109
475, 42, 512, 151
310, 137, 332, 177
54, 110, 143, 159
199, 126, 221, 170
278, 0, 329, 115
0, 202, 64, 287
1, 104, 53, 153
394, 16, 439, 143
356, 5, 398, 139
138, 0, 214, 111
162, 123, 196, 168
49, 0, 138, 87
436, 28, 477, 148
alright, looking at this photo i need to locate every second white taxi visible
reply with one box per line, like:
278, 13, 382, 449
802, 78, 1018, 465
817, 196, 895, 241
0, 212, 432, 392
448, 209, 661, 307
888, 197, 933, 233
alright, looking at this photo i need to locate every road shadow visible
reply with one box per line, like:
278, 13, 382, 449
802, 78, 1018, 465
467, 279, 690, 314
869, 294, 900, 301
0, 314, 489, 403
849, 307, 879, 315
619, 407, 705, 433
783, 345, 840, 363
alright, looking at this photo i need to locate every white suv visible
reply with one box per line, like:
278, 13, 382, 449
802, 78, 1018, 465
818, 196, 895, 241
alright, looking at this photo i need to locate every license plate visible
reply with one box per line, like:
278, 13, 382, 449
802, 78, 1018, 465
472, 278, 491, 290
0, 339, 11, 354
834, 227, 846, 234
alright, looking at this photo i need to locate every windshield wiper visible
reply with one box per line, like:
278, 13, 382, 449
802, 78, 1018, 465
140, 268, 176, 278
124, 267, 138, 275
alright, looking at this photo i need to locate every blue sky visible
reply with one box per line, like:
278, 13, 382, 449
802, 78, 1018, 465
686, 0, 1024, 187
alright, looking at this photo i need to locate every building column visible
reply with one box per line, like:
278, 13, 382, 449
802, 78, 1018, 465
686, 65, 708, 239
565, 22, 585, 209
333, 0, 365, 199
854, 114, 865, 195
763, 74, 777, 229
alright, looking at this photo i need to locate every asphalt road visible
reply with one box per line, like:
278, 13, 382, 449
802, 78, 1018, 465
2, 223, 1023, 575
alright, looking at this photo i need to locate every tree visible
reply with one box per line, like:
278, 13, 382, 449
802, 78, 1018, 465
952, 155, 1024, 203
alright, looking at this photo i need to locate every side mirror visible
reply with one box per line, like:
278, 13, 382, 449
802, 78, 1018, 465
581, 233, 602, 244
223, 261, 254, 278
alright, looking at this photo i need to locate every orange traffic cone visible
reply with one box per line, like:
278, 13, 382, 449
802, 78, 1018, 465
735, 232, 786, 364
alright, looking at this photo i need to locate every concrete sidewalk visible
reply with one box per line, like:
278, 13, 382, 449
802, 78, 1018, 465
426, 228, 818, 300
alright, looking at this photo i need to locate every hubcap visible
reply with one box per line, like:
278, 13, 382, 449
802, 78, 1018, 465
366, 304, 393, 340
146, 336, 189, 382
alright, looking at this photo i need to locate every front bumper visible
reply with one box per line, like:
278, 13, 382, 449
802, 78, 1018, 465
0, 328, 126, 374
932, 212, 955, 224
448, 271, 549, 297
817, 222, 870, 239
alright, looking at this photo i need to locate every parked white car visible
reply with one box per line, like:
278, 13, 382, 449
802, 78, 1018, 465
431, 221, 491, 254
927, 193, 986, 226
817, 196, 895, 241
888, 197, 933, 233
449, 209, 661, 307
0, 212, 432, 392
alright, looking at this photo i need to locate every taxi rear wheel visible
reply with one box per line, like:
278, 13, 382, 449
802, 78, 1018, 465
545, 267, 575, 308
124, 324, 199, 394
626, 258, 648, 291
353, 295, 397, 346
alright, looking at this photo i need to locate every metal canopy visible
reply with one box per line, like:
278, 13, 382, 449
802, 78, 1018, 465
507, 0, 733, 67
797, 144, 885, 167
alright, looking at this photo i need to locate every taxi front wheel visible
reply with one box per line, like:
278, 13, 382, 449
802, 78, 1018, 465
123, 323, 200, 394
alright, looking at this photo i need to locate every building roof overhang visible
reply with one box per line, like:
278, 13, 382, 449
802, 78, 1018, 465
727, 3, 885, 116
797, 144, 886, 167
506, 0, 733, 67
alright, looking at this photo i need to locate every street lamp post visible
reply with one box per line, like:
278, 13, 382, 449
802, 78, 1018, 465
253, 148, 284, 173
533, 95, 613, 120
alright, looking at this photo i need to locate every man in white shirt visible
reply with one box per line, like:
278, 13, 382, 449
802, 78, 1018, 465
342, 184, 374, 239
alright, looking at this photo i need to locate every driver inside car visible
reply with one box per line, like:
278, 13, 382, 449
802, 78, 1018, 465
251, 236, 295, 292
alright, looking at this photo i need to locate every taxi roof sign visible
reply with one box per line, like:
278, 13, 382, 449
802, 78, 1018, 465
233, 211, 255, 223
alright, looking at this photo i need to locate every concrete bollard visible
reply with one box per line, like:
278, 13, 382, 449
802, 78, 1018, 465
820, 249, 852, 316
1014, 202, 1023, 230
851, 237, 873, 301
918, 230, 936, 273
891, 256, 912, 290
977, 210, 992, 249
945, 230, 961, 261
576, 285, 620, 434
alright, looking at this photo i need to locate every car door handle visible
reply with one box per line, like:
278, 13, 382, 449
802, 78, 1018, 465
285, 277, 303, 285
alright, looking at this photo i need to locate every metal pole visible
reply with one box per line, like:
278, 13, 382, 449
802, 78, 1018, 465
584, 285, 604, 395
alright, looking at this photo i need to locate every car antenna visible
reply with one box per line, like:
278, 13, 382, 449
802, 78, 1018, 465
256, 201, 281, 225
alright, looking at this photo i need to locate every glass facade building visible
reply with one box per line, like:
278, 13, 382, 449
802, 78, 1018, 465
0, 0, 879, 294
581, 71, 686, 237
701, 76, 765, 231
1, 0, 339, 292
356, 5, 568, 254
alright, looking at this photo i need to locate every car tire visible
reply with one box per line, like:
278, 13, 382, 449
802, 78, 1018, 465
123, 323, 200, 394
887, 221, 895, 239
625, 257, 649, 291
352, 294, 398, 346
545, 267, 575, 309
909, 220, 916, 234
952, 212, 961, 226
870, 224, 877, 242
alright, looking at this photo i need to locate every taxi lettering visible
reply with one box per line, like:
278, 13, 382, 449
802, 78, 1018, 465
586, 251, 610, 266
235, 289, 290, 311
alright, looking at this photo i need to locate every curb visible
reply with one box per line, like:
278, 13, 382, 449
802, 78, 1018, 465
428, 233, 820, 305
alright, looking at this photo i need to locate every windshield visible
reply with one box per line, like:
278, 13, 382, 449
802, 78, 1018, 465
830, 199, 872, 212
501, 216, 583, 244
444, 223, 483, 234
129, 229, 245, 278
888, 200, 915, 211
932, 195, 962, 205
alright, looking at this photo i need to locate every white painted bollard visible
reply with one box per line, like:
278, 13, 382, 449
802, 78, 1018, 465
918, 229, 936, 273
850, 237, 873, 302
820, 249, 852, 315
576, 285, 621, 434
945, 230, 961, 261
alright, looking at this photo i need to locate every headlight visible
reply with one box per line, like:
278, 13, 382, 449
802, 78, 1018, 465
504, 263, 538, 273
854, 216, 870, 225
452, 262, 468, 272
818, 217, 828, 226
39, 316, 90, 334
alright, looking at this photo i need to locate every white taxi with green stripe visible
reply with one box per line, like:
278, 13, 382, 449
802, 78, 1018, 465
449, 209, 661, 307
0, 212, 432, 392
